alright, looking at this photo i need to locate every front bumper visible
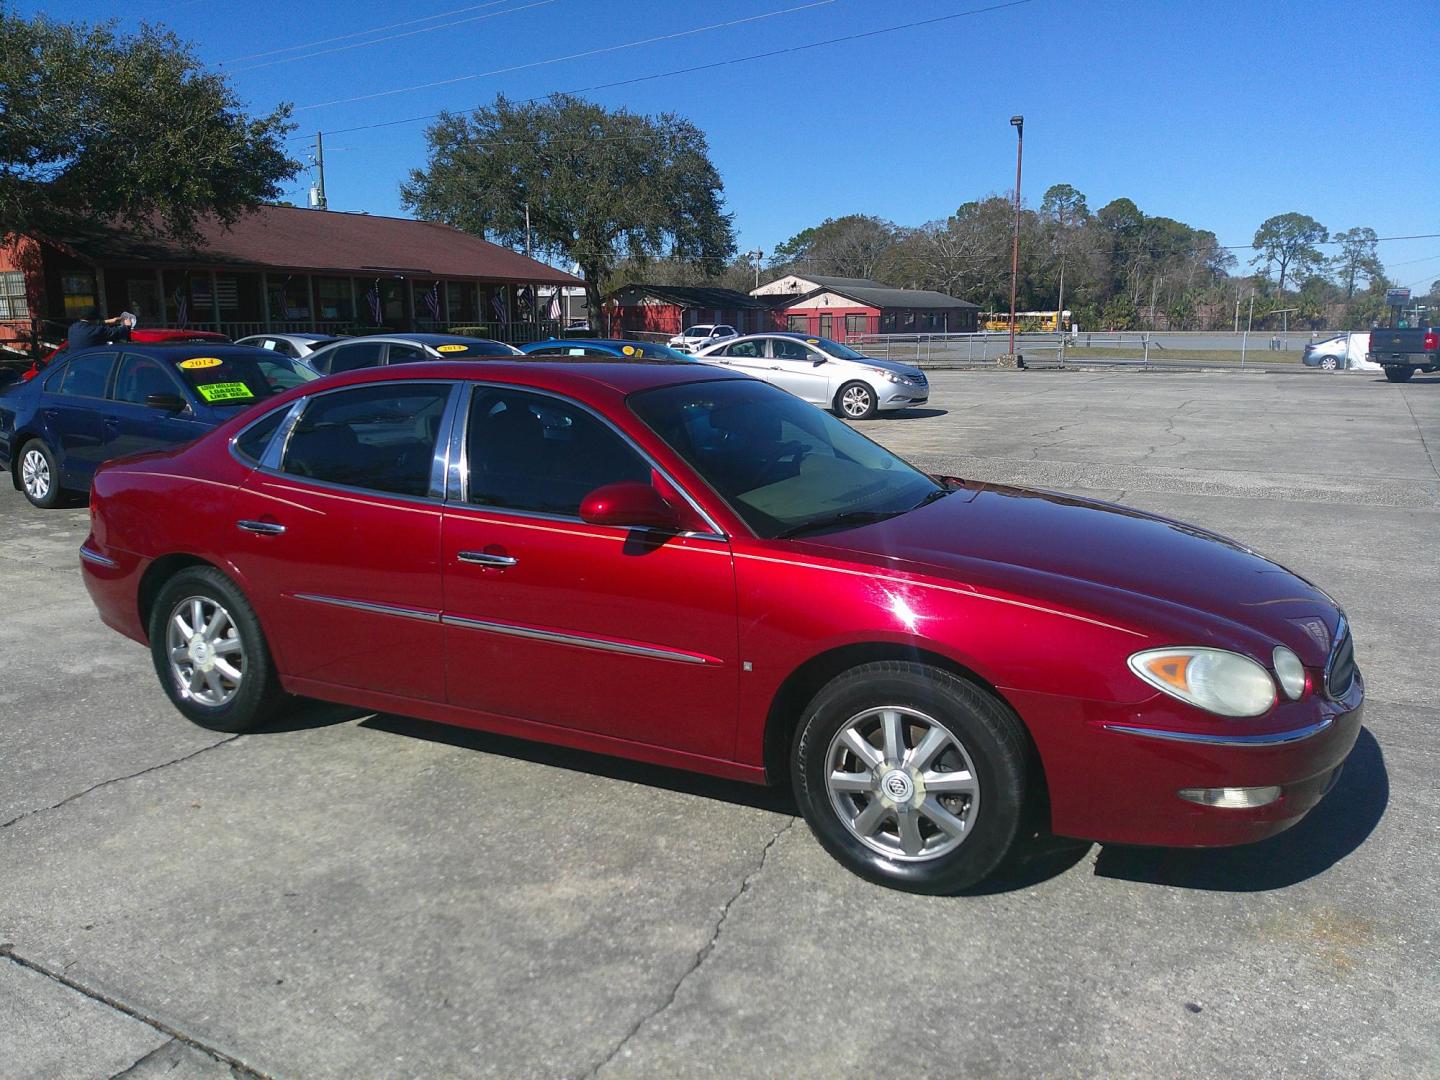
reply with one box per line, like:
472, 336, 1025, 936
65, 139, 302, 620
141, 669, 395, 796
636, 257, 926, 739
1006, 675, 1365, 847
879, 385, 928, 410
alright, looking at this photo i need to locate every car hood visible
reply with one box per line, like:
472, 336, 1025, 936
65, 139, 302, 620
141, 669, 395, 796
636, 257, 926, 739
811, 481, 1341, 662
856, 357, 926, 379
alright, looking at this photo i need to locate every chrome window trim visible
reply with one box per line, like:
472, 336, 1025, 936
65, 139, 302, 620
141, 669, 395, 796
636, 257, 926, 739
293, 593, 440, 623
453, 381, 728, 539
442, 613, 715, 665
1101, 715, 1336, 747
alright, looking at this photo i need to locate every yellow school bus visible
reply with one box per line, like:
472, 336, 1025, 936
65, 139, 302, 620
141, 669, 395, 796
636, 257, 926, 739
982, 310, 1071, 333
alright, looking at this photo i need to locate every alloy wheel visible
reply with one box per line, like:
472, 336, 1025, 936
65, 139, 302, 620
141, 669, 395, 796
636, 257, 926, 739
841, 385, 873, 417
165, 595, 246, 707
825, 706, 980, 861
21, 448, 50, 501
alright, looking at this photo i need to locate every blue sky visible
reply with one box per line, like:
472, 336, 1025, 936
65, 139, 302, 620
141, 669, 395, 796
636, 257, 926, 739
24, 0, 1440, 286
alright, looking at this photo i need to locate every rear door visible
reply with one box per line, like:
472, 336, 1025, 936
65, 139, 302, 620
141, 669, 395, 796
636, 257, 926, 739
40, 352, 115, 486
228, 380, 458, 701
103, 352, 210, 460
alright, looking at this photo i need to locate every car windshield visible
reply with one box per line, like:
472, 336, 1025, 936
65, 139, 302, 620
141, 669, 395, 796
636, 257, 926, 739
173, 352, 317, 407
802, 337, 866, 360
630, 378, 941, 538
430, 339, 518, 356
686, 326, 714, 336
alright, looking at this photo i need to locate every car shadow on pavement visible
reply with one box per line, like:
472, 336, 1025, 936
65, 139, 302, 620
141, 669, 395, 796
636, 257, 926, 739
1091, 726, 1387, 892
357, 713, 797, 814
259, 699, 376, 733
883, 408, 948, 420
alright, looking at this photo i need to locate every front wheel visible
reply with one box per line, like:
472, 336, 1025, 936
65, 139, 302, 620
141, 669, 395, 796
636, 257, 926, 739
18, 439, 62, 509
1319, 356, 1338, 371
148, 566, 287, 732
835, 381, 878, 420
1384, 366, 1414, 383
791, 662, 1029, 894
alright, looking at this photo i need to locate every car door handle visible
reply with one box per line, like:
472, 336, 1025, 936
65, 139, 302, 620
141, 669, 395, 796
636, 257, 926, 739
236, 519, 286, 536
458, 550, 517, 568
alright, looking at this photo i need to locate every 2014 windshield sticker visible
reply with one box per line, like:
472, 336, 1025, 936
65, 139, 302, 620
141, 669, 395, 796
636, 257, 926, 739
195, 381, 254, 403
179, 357, 223, 370
436, 344, 468, 353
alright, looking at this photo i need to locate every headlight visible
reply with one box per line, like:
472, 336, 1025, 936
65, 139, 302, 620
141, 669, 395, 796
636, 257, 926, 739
869, 368, 902, 383
1272, 646, 1305, 700
1128, 647, 1276, 718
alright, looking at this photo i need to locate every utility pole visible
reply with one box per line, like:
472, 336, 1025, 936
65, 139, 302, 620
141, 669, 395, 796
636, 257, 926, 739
524, 202, 532, 259
745, 249, 765, 290
1241, 292, 1254, 368
312, 131, 327, 210
1007, 115, 1024, 358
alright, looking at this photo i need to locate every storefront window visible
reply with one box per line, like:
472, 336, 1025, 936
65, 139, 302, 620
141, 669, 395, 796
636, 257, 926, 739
446, 281, 479, 323
787, 314, 809, 333
0, 271, 29, 319
61, 272, 97, 319
315, 277, 354, 322
413, 280, 443, 326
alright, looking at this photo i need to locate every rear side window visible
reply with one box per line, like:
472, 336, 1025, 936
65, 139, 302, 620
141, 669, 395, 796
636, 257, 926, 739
281, 383, 452, 497
58, 353, 114, 398
234, 407, 290, 464
325, 341, 384, 374
386, 343, 428, 364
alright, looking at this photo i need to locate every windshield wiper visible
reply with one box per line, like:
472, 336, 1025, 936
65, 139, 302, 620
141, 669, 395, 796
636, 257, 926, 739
911, 487, 951, 510
776, 510, 904, 539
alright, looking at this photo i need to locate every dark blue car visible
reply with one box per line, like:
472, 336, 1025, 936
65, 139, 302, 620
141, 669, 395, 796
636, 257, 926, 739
518, 338, 698, 361
0, 342, 316, 508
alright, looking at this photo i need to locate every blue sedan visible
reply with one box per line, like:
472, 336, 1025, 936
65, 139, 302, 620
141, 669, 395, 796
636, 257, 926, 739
518, 338, 699, 361
0, 342, 316, 508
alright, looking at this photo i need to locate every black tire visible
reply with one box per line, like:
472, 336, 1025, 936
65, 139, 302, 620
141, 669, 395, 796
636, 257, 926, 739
148, 565, 287, 733
791, 661, 1029, 894
834, 380, 878, 420
1384, 366, 1414, 383
17, 438, 63, 509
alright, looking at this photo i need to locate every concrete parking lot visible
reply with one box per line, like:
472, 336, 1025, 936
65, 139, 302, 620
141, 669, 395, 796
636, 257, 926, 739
2, 369, 1437, 1079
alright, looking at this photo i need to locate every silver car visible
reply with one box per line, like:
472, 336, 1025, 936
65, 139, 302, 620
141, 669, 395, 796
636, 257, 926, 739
305, 333, 521, 375
694, 333, 928, 419
235, 333, 345, 361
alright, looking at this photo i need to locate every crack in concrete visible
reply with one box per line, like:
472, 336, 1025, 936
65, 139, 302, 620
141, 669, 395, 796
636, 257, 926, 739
1398, 386, 1440, 481
0, 736, 240, 831
1, 948, 268, 1079
584, 816, 798, 1079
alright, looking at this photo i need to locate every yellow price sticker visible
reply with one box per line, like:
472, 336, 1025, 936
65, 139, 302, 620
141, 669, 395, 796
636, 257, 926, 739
195, 381, 255, 403
436, 344, 468, 353
180, 357, 223, 370
621, 345, 637, 356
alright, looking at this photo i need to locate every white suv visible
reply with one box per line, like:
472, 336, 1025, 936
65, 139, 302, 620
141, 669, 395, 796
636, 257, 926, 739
694, 333, 928, 419
669, 324, 738, 353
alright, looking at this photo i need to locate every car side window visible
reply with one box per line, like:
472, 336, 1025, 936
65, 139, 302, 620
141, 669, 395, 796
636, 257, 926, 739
386, 343, 427, 364
726, 339, 764, 358
57, 353, 115, 398
325, 341, 384, 374
716, 326, 735, 337
772, 338, 821, 362
466, 388, 650, 517
234, 406, 290, 464
280, 383, 452, 497
112, 354, 180, 405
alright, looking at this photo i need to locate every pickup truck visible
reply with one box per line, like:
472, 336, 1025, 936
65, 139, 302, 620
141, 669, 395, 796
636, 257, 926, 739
1367, 326, 1439, 382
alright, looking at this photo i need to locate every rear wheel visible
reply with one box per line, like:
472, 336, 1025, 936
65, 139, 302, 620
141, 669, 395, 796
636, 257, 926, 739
148, 566, 287, 733
18, 439, 62, 509
1384, 366, 1414, 383
791, 662, 1029, 894
835, 381, 878, 420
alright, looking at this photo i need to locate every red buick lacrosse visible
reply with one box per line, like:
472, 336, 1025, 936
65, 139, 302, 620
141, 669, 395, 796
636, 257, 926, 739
80, 360, 1362, 893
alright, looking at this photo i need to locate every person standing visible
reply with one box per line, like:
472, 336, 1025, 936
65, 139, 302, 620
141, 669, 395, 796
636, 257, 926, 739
67, 306, 133, 351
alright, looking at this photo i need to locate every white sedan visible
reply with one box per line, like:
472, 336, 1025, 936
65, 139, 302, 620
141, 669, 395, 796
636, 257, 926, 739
694, 333, 928, 419
668, 323, 738, 353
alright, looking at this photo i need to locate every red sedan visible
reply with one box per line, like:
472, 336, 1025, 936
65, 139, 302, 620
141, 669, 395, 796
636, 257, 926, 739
80, 361, 1363, 893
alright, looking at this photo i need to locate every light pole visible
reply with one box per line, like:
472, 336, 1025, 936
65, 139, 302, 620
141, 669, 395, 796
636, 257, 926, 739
1007, 115, 1024, 358
745, 249, 764, 290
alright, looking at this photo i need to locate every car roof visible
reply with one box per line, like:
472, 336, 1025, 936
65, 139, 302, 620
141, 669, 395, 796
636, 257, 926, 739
302, 357, 746, 398
61, 342, 276, 363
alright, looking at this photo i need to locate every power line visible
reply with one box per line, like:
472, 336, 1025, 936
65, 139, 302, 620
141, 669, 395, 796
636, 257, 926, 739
219, 0, 518, 64
293, 0, 843, 111
228, 0, 560, 74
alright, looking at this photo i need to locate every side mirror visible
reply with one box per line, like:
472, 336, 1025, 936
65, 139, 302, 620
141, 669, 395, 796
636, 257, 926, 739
579, 481, 681, 531
145, 393, 186, 412
812, 358, 827, 366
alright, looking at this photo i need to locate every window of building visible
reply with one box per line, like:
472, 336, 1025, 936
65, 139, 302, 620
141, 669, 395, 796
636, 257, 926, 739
446, 282, 479, 324
58, 353, 114, 398
466, 388, 649, 517
281, 383, 452, 497
787, 315, 809, 333
61, 273, 97, 319
0, 271, 29, 319
315, 278, 355, 322
413, 281, 443, 326
845, 314, 868, 335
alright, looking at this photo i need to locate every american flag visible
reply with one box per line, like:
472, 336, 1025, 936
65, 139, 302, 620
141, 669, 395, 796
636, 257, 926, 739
172, 285, 188, 327
491, 289, 508, 324
423, 282, 440, 321
547, 289, 562, 320
366, 281, 382, 325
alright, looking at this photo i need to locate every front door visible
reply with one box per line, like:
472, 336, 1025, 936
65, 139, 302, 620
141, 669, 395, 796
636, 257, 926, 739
228, 380, 456, 701
441, 385, 738, 757
766, 337, 832, 405
103, 352, 209, 460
